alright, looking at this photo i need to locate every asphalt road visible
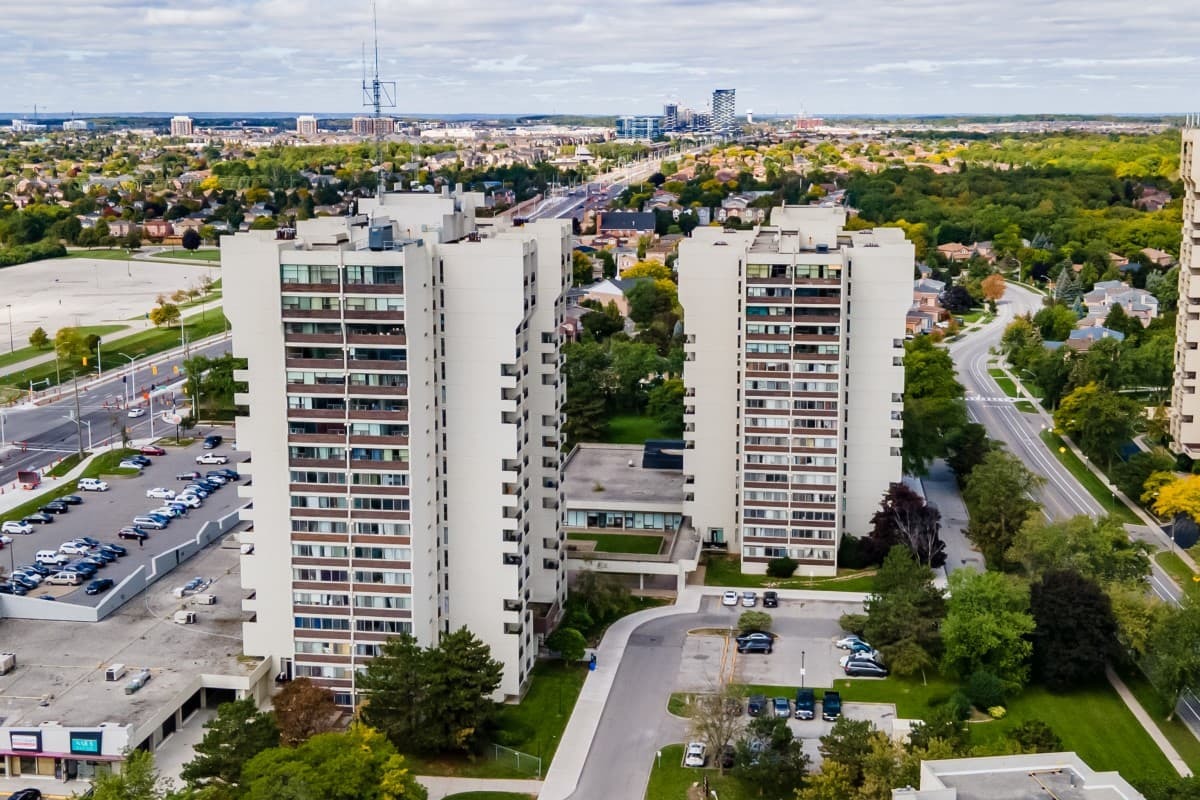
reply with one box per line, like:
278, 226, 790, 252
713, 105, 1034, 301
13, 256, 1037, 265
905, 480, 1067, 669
1, 430, 244, 606
0, 333, 234, 487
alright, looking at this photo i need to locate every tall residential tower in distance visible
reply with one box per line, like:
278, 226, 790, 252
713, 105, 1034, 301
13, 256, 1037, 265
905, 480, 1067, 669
224, 190, 570, 704
1170, 122, 1200, 455
296, 115, 318, 136
712, 88, 736, 134
679, 206, 912, 574
169, 115, 193, 136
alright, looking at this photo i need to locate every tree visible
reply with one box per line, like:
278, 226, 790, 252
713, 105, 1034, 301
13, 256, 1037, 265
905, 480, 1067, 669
689, 683, 745, 775
241, 725, 427, 800
1152, 475, 1200, 523
182, 228, 202, 251
862, 548, 945, 678
356, 635, 427, 751
580, 304, 624, 342
570, 568, 632, 622
796, 759, 856, 800
1030, 570, 1117, 690
622, 260, 672, 281
738, 611, 772, 634
817, 717, 876, 785
866, 482, 945, 567
272, 677, 341, 747
181, 697, 280, 788
1032, 303, 1079, 341
92, 749, 170, 800
28, 326, 48, 350
54, 326, 86, 364
902, 336, 968, 476
1113, 449, 1177, 503
940, 285, 975, 313
598, 249, 616, 279
1007, 719, 1064, 753
732, 715, 810, 799
981, 273, 1006, 303
941, 570, 1035, 692
1146, 599, 1200, 719
1006, 514, 1151, 587
945, 422, 993, 484
1055, 382, 1143, 469
545, 626, 586, 661
962, 450, 1043, 567
1104, 302, 1143, 340
149, 302, 181, 327
645, 378, 684, 434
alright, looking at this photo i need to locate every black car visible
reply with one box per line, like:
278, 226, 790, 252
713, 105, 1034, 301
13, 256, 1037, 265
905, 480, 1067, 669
720, 744, 735, 770
129, 455, 152, 467
60, 494, 83, 505
10, 788, 44, 800
77, 536, 101, 548
5, 582, 28, 595
794, 688, 815, 720
763, 590, 779, 608
21, 563, 50, 577
203, 434, 223, 449
737, 638, 773, 655
100, 543, 128, 557
85, 578, 114, 595
10, 574, 38, 590
41, 501, 69, 514
214, 468, 241, 481
747, 694, 767, 716
118, 527, 149, 541
23, 512, 54, 525
844, 659, 889, 678
89, 550, 116, 564
735, 631, 775, 647
68, 561, 99, 578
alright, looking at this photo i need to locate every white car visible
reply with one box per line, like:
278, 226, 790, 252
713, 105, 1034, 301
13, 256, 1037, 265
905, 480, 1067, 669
128, 407, 146, 418
118, 460, 144, 471
151, 506, 183, 518
59, 541, 91, 555
684, 742, 707, 768
78, 478, 109, 492
174, 494, 202, 508
12, 569, 42, 584
741, 591, 757, 608
2, 521, 34, 536
721, 590, 739, 607
0, 534, 12, 545
146, 487, 176, 500
836, 635, 872, 651
195, 453, 229, 465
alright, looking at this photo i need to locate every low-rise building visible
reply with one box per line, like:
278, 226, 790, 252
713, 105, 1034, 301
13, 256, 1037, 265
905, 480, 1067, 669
895, 752, 1144, 800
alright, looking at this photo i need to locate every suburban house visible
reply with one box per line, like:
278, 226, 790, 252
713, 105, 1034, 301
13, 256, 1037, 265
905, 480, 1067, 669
580, 278, 637, 317
1046, 325, 1127, 352
597, 211, 656, 240
1081, 280, 1159, 327
717, 194, 767, 224
141, 219, 173, 239
936, 242, 972, 262
106, 219, 135, 237
906, 308, 939, 336
1141, 247, 1176, 267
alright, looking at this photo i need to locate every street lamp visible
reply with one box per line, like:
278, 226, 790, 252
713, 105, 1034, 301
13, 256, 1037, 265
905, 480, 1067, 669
5, 303, 12, 354
118, 352, 137, 405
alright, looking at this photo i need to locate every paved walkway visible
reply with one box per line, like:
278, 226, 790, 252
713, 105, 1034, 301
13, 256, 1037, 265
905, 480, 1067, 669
915, 458, 983, 579
1107, 665, 1193, 777
417, 776, 543, 799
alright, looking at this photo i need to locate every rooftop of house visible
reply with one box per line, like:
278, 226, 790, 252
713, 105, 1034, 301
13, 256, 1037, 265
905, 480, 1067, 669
597, 211, 656, 231
563, 443, 685, 509
904, 753, 1144, 800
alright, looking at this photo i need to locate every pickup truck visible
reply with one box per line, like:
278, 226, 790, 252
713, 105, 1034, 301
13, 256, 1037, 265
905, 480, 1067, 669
794, 688, 815, 720
822, 690, 842, 721
747, 694, 766, 717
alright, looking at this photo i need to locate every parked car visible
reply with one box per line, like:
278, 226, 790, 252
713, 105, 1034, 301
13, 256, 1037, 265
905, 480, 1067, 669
146, 487, 176, 500
174, 494, 202, 508
202, 473, 228, 485
79, 555, 108, 569
89, 550, 116, 564
763, 590, 779, 608
59, 494, 83, 505
46, 571, 82, 586
12, 574, 41, 590
20, 564, 50, 577
176, 471, 202, 481
118, 460, 144, 471
22, 512, 54, 525
0, 583, 19, 595
840, 652, 883, 668
719, 744, 735, 770
85, 578, 115, 595
131, 516, 167, 530
129, 455, 152, 467
143, 513, 172, 525
0, 534, 10, 546
213, 468, 241, 481
203, 434, 223, 449
78, 478, 109, 492
196, 453, 228, 465
747, 694, 767, 716
182, 485, 211, 498
41, 501, 70, 514
721, 590, 738, 607
76, 536, 101, 548
151, 506, 183, 519
835, 635, 872, 651
735, 632, 775, 648
118, 527, 149, 541
11, 569, 43, 585
8, 787, 42, 800
3, 582, 28, 595
67, 561, 98, 578
684, 742, 708, 768
59, 541, 91, 555
844, 659, 890, 678
741, 590, 757, 608
2, 521, 33, 536
100, 543, 128, 557
772, 697, 791, 718
140, 445, 167, 456
794, 688, 816, 720
822, 691, 842, 721
127, 407, 146, 418
737, 637, 773, 655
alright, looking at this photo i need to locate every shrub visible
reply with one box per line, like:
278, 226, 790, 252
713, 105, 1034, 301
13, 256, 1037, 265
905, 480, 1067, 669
838, 613, 868, 637
988, 706, 1007, 719
737, 611, 773, 634
837, 534, 873, 569
1007, 719, 1063, 753
944, 691, 973, 721
766, 557, 798, 578
966, 669, 1007, 710
545, 627, 586, 661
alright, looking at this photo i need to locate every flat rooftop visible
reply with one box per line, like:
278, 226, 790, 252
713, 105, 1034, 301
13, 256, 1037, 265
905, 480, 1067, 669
0, 528, 260, 730
563, 443, 684, 508
915, 754, 1144, 800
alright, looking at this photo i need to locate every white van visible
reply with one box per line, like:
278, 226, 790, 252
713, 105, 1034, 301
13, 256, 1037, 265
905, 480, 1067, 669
78, 478, 109, 492
35, 550, 68, 566
46, 571, 82, 586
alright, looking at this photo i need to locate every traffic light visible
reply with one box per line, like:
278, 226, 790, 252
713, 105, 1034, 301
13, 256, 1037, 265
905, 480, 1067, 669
82, 356, 88, 366
151, 364, 158, 376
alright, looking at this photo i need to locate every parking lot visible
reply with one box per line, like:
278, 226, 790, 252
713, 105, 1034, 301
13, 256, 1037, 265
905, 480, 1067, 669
2, 428, 245, 606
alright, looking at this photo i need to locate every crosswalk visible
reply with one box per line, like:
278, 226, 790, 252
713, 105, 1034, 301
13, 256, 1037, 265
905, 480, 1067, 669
966, 394, 1019, 403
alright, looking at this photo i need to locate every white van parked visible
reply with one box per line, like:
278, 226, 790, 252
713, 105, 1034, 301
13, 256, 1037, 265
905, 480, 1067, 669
46, 571, 82, 586
36, 550, 68, 566
78, 478, 109, 492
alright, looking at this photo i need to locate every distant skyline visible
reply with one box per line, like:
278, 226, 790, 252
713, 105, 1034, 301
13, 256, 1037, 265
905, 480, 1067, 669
2, 0, 1198, 116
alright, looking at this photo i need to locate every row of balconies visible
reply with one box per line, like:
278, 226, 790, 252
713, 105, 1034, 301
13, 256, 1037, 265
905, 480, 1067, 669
286, 358, 408, 372
287, 408, 409, 421
280, 282, 405, 295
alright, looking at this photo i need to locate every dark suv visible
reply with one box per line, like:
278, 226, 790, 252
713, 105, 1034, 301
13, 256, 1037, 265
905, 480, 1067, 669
747, 694, 767, 716
794, 688, 815, 720
737, 637, 772, 655
203, 434, 223, 449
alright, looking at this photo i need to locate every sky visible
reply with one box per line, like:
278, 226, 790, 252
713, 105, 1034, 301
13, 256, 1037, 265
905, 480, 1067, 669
2, 0, 1198, 117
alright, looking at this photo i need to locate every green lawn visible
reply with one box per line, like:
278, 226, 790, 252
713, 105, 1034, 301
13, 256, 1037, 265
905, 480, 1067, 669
1014, 400, 1038, 413
148, 248, 222, 263
1039, 430, 1140, 525
403, 662, 587, 779
0, 310, 229, 390
568, 532, 664, 555
442, 794, 536, 800
703, 554, 876, 592
0, 325, 128, 372
63, 249, 140, 261
1113, 660, 1200, 774
645, 743, 751, 800
604, 414, 675, 444
989, 372, 1019, 398
45, 451, 89, 477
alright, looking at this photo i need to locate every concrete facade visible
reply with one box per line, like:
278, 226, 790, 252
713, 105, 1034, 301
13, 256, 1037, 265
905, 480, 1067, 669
168, 116, 192, 137
223, 193, 569, 702
679, 206, 911, 574
1171, 124, 1200, 457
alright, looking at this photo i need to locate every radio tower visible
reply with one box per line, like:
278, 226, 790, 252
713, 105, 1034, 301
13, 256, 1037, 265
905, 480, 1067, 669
361, 1, 396, 193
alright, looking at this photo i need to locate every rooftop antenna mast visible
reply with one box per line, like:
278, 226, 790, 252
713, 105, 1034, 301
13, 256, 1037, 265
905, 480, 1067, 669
361, 1, 396, 195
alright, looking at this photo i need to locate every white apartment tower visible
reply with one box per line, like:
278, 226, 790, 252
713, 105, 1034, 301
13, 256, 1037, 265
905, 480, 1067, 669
169, 115, 193, 137
712, 89, 736, 134
679, 206, 912, 574
224, 190, 570, 703
296, 115, 319, 136
1171, 123, 1200, 455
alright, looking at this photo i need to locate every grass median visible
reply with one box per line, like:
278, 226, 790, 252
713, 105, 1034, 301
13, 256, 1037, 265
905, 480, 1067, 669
567, 532, 664, 555
0, 325, 128, 372
645, 743, 751, 800
1038, 430, 1140, 525
147, 249, 222, 263
703, 554, 875, 592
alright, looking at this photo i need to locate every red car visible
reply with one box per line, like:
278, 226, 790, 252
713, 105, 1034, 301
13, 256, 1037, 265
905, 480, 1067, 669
140, 445, 167, 456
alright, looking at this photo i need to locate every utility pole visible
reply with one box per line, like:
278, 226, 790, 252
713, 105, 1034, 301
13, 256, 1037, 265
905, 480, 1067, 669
72, 370, 84, 457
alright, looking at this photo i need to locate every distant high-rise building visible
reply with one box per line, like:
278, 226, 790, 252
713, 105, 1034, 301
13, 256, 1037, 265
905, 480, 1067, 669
663, 103, 679, 132
615, 115, 663, 140
296, 115, 318, 136
351, 116, 374, 135
712, 89, 736, 134
1170, 123, 1200, 455
679, 206, 911, 572
62, 119, 92, 131
170, 116, 194, 137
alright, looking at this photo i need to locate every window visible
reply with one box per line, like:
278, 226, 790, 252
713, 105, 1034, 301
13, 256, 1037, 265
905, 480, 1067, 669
282, 295, 339, 311
281, 264, 340, 284
353, 546, 412, 560
294, 616, 351, 630
293, 544, 350, 558
293, 568, 349, 582
292, 520, 348, 534
290, 495, 348, 509
353, 569, 413, 585
355, 619, 413, 634
290, 470, 348, 485
351, 497, 411, 511
345, 265, 404, 285
295, 640, 351, 655
344, 296, 406, 312
354, 522, 411, 535
354, 594, 412, 609
293, 591, 350, 606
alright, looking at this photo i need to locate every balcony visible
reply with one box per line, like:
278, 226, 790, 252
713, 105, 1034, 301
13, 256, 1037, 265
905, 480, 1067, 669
344, 310, 405, 321
285, 333, 343, 345
347, 333, 406, 346
343, 282, 406, 294
286, 357, 345, 371
281, 309, 342, 321
288, 407, 346, 420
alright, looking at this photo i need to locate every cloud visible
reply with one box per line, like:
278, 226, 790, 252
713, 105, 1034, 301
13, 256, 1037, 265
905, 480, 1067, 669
468, 55, 537, 73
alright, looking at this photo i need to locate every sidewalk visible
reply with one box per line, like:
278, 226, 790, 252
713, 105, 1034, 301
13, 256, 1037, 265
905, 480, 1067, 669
417, 776, 543, 799
1107, 665, 1193, 777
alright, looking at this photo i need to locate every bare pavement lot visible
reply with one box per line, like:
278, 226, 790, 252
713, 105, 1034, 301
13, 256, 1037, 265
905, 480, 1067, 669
2, 256, 217, 343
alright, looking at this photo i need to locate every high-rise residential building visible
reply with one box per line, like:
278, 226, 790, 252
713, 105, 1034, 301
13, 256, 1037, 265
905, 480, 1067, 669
712, 89, 736, 134
663, 103, 679, 132
1170, 123, 1200, 455
679, 206, 911, 573
351, 116, 393, 137
169, 115, 194, 136
615, 115, 663, 140
224, 189, 570, 704
62, 119, 92, 131
296, 115, 319, 136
